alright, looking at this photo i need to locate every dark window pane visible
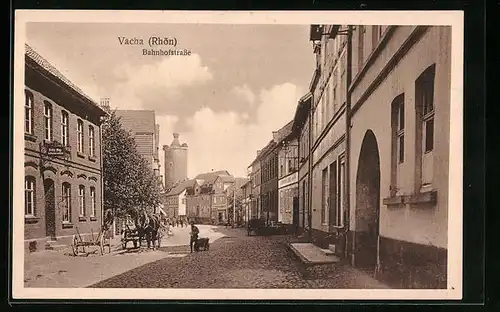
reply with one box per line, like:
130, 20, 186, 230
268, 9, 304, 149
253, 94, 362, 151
399, 135, 405, 163
399, 102, 405, 130
425, 118, 434, 152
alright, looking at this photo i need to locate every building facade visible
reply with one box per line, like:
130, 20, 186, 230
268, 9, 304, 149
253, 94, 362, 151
185, 170, 233, 224
307, 25, 350, 254
248, 153, 262, 219
185, 179, 211, 223
115, 110, 161, 177
276, 121, 299, 228
24, 44, 107, 251
348, 25, 451, 289
259, 140, 279, 223
292, 94, 312, 236
164, 179, 193, 218
163, 133, 188, 191
240, 180, 252, 224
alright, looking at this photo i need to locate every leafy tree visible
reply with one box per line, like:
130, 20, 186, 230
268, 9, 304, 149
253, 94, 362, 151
101, 104, 161, 220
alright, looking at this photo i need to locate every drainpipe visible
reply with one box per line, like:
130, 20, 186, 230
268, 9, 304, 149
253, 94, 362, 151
345, 25, 353, 260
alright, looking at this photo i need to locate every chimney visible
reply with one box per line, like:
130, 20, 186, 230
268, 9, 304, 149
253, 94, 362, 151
257, 150, 261, 156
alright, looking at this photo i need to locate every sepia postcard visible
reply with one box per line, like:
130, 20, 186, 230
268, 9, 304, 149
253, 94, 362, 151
12, 10, 464, 301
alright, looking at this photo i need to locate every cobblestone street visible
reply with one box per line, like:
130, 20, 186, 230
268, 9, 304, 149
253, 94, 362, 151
91, 227, 389, 289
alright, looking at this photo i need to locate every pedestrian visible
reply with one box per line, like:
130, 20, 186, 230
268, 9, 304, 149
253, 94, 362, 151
180, 219, 184, 227
189, 221, 199, 253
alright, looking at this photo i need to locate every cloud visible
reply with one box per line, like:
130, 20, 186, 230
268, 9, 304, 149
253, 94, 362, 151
154, 82, 303, 179
231, 84, 255, 106
107, 54, 213, 110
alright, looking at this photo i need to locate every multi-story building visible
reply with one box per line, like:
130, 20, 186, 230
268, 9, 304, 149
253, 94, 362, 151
308, 25, 350, 254
292, 93, 313, 236
23, 44, 107, 251
185, 170, 233, 224
347, 25, 451, 289
240, 179, 253, 224
224, 177, 249, 225
248, 152, 262, 219
163, 133, 188, 191
115, 110, 161, 177
259, 140, 279, 223
276, 121, 299, 230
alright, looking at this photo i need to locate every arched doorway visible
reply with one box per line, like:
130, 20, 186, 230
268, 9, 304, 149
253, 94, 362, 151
354, 130, 381, 273
44, 179, 56, 240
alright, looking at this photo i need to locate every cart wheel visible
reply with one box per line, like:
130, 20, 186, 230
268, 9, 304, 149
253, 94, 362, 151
71, 235, 79, 256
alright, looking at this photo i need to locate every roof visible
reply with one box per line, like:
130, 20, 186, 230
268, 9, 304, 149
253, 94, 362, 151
115, 110, 156, 134
165, 179, 195, 196
25, 44, 106, 115
292, 93, 312, 133
274, 120, 294, 144
194, 170, 231, 181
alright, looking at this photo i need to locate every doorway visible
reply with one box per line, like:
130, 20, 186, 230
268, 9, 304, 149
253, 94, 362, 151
354, 130, 381, 273
44, 179, 56, 240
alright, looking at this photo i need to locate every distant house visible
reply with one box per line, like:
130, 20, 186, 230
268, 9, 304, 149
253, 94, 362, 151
184, 170, 235, 224
164, 179, 194, 218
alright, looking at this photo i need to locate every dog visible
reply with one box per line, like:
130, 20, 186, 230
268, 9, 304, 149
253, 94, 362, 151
194, 237, 210, 251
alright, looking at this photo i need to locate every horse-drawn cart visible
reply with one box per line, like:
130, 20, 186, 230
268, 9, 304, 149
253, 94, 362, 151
121, 228, 140, 249
71, 226, 111, 256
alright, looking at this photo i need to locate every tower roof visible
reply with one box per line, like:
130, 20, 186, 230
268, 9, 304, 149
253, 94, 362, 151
170, 133, 181, 147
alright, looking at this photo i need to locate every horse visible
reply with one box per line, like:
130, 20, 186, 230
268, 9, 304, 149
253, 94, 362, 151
135, 209, 162, 250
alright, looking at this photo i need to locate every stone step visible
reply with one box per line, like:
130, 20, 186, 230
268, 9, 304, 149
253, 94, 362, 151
320, 248, 335, 256
328, 244, 336, 253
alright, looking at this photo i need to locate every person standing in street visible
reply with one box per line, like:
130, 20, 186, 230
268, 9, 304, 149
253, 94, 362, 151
189, 221, 199, 252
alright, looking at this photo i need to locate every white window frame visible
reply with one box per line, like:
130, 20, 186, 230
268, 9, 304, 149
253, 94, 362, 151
44, 102, 53, 141
61, 111, 69, 146
25, 91, 34, 135
90, 187, 96, 217
25, 177, 35, 217
77, 119, 84, 153
62, 183, 71, 223
89, 126, 95, 157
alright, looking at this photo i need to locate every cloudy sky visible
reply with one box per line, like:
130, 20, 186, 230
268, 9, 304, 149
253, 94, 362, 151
26, 22, 315, 178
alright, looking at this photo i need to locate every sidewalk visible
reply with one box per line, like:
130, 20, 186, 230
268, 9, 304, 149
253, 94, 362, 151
23, 225, 226, 288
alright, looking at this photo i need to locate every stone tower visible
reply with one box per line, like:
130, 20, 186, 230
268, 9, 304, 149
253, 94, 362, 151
163, 133, 188, 191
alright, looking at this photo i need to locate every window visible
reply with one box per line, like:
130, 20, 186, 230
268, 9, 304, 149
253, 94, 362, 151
62, 183, 72, 223
415, 64, 436, 189
90, 187, 96, 217
78, 185, 85, 216
89, 126, 95, 157
288, 159, 293, 173
44, 101, 53, 141
61, 111, 69, 146
321, 167, 328, 224
397, 99, 405, 163
25, 176, 36, 216
391, 94, 405, 195
77, 120, 84, 153
25, 90, 34, 134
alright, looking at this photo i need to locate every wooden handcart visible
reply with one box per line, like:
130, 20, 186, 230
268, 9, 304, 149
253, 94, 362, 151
71, 226, 111, 256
